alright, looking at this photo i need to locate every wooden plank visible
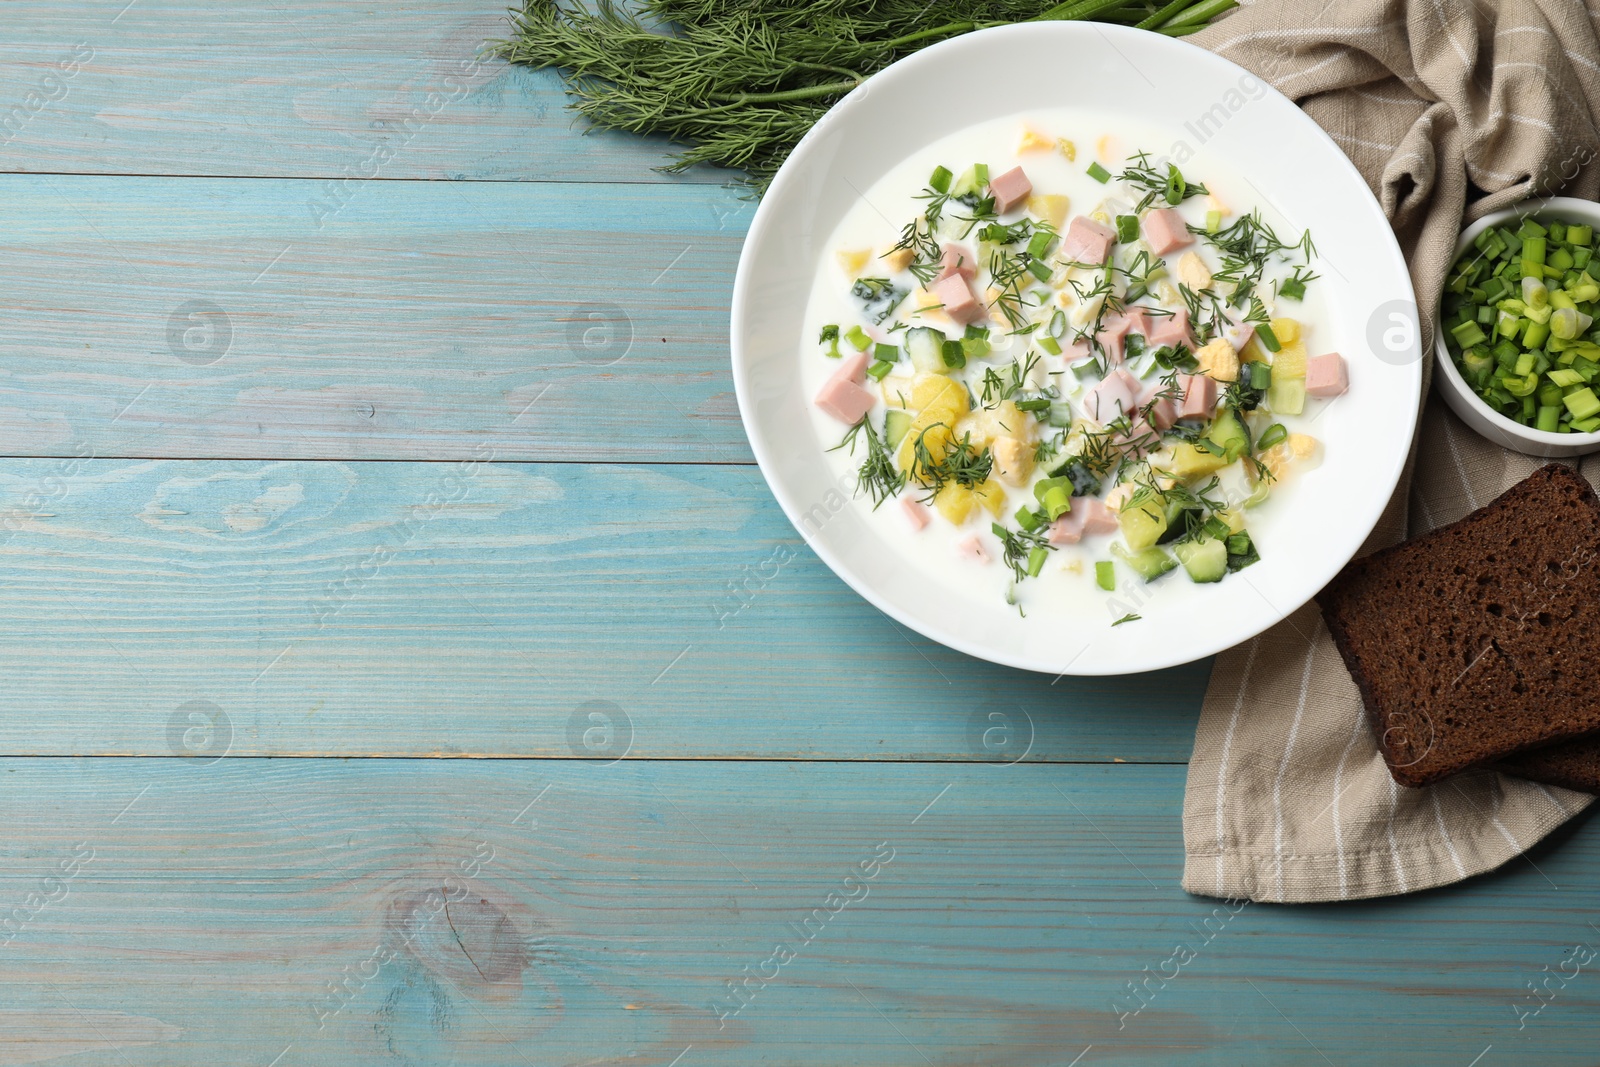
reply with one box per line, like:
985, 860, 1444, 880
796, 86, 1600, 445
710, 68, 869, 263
0, 174, 754, 461
0, 457, 1206, 759
0, 758, 1590, 1065
0, 0, 720, 183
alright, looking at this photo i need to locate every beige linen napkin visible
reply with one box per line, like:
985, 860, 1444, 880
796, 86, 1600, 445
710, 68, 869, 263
1182, 0, 1600, 902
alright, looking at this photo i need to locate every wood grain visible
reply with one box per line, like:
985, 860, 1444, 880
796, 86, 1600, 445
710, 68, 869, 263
0, 175, 753, 462
0, 0, 720, 183
0, 758, 1589, 1066
0, 457, 1206, 759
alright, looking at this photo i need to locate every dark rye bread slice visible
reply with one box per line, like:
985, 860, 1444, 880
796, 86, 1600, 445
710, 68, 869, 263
1315, 463, 1600, 787
1496, 735, 1600, 793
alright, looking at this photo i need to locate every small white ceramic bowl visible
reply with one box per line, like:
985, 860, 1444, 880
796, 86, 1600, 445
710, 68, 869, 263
1434, 196, 1600, 457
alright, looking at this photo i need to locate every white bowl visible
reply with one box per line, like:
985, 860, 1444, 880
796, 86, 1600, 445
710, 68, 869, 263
1433, 196, 1600, 458
730, 22, 1422, 675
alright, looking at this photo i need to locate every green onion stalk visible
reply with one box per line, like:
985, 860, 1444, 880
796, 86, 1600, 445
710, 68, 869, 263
490, 0, 1240, 190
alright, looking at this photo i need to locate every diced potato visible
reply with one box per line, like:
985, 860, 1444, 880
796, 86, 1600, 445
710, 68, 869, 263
911, 375, 968, 422
1058, 139, 1077, 162
1177, 251, 1211, 291
1271, 317, 1300, 344
933, 483, 975, 524
972, 478, 1008, 517
959, 401, 1030, 449
1096, 135, 1115, 162
1018, 127, 1054, 153
879, 246, 914, 273
1163, 442, 1229, 480
1104, 482, 1135, 511
896, 418, 954, 476
1194, 338, 1241, 382
836, 248, 871, 275
1272, 340, 1307, 380
992, 436, 1035, 486
1027, 194, 1071, 229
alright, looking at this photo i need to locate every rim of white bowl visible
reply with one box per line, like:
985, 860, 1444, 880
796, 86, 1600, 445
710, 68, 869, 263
730, 22, 1422, 675
1433, 195, 1600, 450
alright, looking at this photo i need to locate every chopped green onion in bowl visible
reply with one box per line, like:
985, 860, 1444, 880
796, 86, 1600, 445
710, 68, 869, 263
1440, 211, 1600, 439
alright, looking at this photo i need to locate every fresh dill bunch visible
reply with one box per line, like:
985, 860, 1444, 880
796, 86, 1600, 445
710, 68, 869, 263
491, 0, 1241, 189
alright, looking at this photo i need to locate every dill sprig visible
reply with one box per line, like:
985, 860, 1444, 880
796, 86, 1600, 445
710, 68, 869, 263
492, 0, 1244, 190
1116, 151, 1209, 212
911, 427, 992, 497
991, 521, 1052, 582
830, 415, 905, 507
1197, 210, 1316, 310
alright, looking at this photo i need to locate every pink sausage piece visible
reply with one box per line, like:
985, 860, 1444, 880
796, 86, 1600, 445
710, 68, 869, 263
1178, 372, 1218, 419
901, 496, 930, 531
814, 351, 876, 424
936, 242, 977, 282
1139, 384, 1178, 430
1059, 216, 1116, 265
930, 273, 985, 325
1078, 497, 1119, 535
1142, 208, 1193, 256
1306, 351, 1349, 398
1082, 370, 1139, 423
1149, 308, 1193, 349
1097, 314, 1134, 364
988, 166, 1034, 213
956, 535, 990, 563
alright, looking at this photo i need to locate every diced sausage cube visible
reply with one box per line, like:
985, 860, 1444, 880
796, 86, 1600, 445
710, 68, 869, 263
1059, 216, 1116, 265
1306, 352, 1349, 397
1149, 309, 1193, 348
1178, 373, 1217, 419
936, 243, 977, 282
930, 273, 984, 325
1142, 208, 1193, 256
988, 166, 1033, 213
814, 351, 876, 423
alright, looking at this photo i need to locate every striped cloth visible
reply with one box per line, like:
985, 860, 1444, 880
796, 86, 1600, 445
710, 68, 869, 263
1183, 0, 1600, 902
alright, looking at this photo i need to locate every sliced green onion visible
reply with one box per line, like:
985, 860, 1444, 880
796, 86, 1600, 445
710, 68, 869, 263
1256, 423, 1288, 451
1015, 506, 1042, 532
928, 165, 952, 193
1087, 161, 1111, 184
866, 360, 894, 381
941, 339, 966, 369
1027, 545, 1048, 578
1095, 560, 1115, 591
1255, 323, 1281, 352
1116, 214, 1140, 243
1038, 335, 1062, 356
845, 325, 872, 351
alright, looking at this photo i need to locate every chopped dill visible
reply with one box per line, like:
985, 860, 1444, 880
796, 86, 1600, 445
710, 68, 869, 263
1117, 152, 1209, 212
829, 416, 904, 508
1112, 613, 1142, 626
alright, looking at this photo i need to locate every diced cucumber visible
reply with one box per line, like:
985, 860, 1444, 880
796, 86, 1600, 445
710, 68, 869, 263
1111, 542, 1177, 582
1206, 408, 1250, 460
904, 326, 947, 373
1267, 376, 1306, 415
950, 163, 989, 199
1174, 536, 1228, 583
1118, 499, 1168, 551
884, 409, 912, 448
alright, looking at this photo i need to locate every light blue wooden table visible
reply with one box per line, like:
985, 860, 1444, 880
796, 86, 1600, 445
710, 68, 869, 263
0, 3, 1596, 1063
